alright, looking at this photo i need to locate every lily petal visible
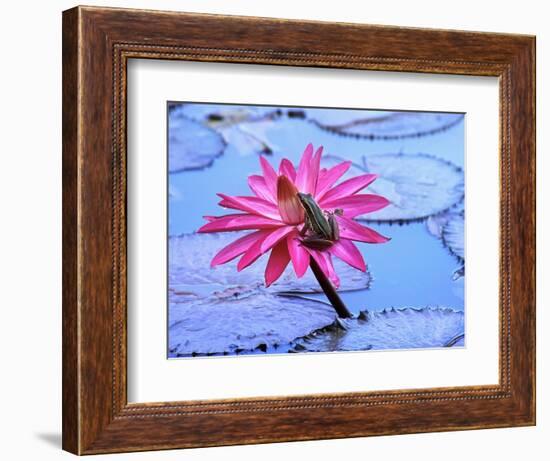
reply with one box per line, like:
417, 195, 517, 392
237, 233, 269, 271
260, 226, 295, 253
277, 175, 304, 224
259, 156, 278, 199
279, 158, 296, 181
248, 175, 276, 203
307, 249, 340, 288
315, 161, 352, 200
322, 194, 390, 218
287, 232, 310, 277
306, 146, 323, 194
211, 230, 269, 267
265, 240, 291, 287
307, 248, 329, 278
336, 215, 391, 243
320, 173, 378, 203
217, 193, 280, 219
198, 213, 284, 233
323, 252, 340, 288
329, 239, 366, 271
295, 143, 314, 192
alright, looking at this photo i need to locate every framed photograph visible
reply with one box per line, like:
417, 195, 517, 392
62, 6, 536, 455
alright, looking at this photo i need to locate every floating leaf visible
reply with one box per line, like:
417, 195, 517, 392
172, 104, 281, 157
169, 232, 372, 300
168, 113, 226, 172
323, 153, 464, 222
220, 121, 279, 156
308, 109, 463, 140
169, 292, 336, 356
176, 103, 280, 126
442, 212, 464, 261
307, 109, 395, 126
426, 208, 465, 279
427, 211, 450, 239
290, 307, 464, 352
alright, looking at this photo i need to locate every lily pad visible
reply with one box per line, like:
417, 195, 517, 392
290, 307, 464, 352
427, 211, 452, 239
220, 121, 279, 156
442, 212, 465, 261
168, 113, 226, 172
169, 232, 372, 300
308, 109, 463, 140
168, 292, 336, 356
323, 153, 464, 222
426, 208, 465, 279
172, 104, 281, 157
176, 103, 280, 125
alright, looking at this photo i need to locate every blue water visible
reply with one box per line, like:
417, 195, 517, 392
169, 107, 464, 316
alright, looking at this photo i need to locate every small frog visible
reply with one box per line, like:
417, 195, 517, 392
297, 192, 342, 250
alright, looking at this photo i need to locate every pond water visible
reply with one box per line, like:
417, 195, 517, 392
168, 105, 465, 357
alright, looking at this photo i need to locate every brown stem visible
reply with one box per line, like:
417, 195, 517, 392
309, 258, 352, 318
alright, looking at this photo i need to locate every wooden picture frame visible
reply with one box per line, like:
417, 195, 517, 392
62, 5, 536, 455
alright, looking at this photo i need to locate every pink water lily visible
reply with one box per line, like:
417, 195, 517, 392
198, 143, 390, 289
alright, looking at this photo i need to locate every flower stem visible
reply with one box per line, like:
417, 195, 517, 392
309, 258, 352, 318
